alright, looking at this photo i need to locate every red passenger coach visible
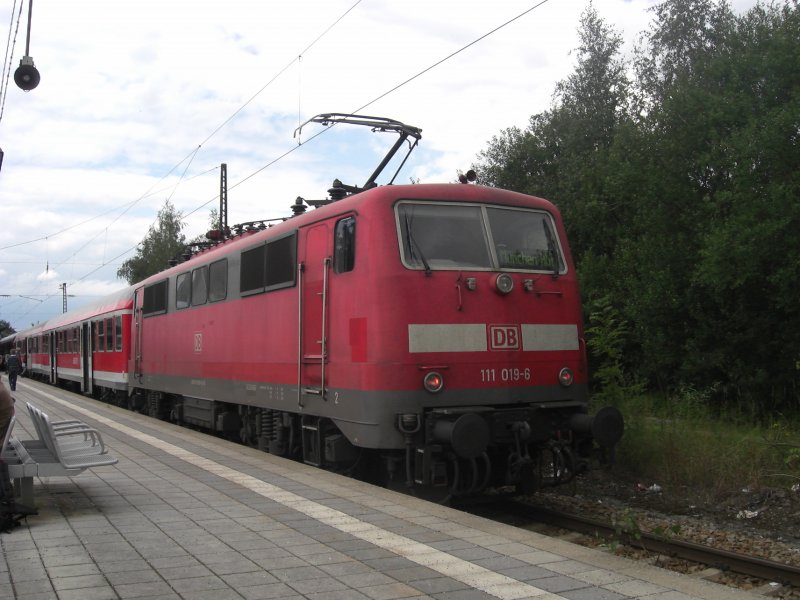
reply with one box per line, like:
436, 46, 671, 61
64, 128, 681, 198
17, 322, 48, 381
16, 115, 623, 501
19, 288, 133, 397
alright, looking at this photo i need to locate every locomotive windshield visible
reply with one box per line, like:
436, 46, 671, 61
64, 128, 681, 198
396, 201, 566, 273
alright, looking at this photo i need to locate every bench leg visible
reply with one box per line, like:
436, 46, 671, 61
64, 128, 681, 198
13, 477, 37, 512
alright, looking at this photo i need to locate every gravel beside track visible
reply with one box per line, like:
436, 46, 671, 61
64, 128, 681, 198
525, 469, 800, 597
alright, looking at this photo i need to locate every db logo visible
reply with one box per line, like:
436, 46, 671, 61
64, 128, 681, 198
488, 325, 520, 351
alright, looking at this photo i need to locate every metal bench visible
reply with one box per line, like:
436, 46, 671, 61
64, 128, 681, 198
26, 402, 108, 457
1, 403, 118, 507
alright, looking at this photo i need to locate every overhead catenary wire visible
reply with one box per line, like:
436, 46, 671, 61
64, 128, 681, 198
0, 0, 24, 125
353, 0, 553, 114
3, 0, 552, 327
194, 0, 365, 151
86, 0, 557, 273
1, 0, 364, 255
0, 1, 368, 325
0, 164, 218, 252
197, 0, 555, 208
195, 0, 556, 209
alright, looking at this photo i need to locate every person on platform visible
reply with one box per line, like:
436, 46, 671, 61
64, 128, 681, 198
0, 378, 13, 443
5, 350, 21, 392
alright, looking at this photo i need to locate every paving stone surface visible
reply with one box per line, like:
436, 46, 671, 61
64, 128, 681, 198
1, 381, 762, 600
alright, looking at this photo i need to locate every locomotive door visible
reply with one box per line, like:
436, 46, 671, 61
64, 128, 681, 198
133, 287, 143, 379
298, 223, 331, 404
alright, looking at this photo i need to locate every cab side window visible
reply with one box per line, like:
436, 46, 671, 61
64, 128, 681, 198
143, 280, 168, 316
192, 266, 208, 306
334, 216, 356, 273
209, 259, 227, 302
176, 272, 191, 309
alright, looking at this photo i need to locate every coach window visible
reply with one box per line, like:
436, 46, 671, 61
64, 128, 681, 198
334, 216, 356, 273
143, 279, 168, 316
106, 318, 114, 351
97, 320, 105, 352
176, 272, 191, 309
265, 232, 296, 290
240, 244, 266, 296
209, 259, 227, 302
192, 266, 208, 306
115, 316, 123, 351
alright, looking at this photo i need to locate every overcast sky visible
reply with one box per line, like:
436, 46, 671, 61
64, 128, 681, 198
0, 0, 756, 332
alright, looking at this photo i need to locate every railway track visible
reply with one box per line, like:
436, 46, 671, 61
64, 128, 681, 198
471, 498, 800, 592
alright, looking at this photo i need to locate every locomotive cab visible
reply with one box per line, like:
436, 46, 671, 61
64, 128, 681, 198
339, 183, 626, 500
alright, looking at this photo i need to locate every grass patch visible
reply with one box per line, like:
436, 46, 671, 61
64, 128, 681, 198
597, 392, 800, 501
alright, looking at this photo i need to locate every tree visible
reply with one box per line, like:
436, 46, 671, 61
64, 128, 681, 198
0, 319, 15, 339
476, 4, 630, 252
474, 0, 800, 414
117, 200, 186, 285
633, 0, 735, 117
680, 2, 800, 411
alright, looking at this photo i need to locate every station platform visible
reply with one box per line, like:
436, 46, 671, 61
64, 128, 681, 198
0, 379, 760, 600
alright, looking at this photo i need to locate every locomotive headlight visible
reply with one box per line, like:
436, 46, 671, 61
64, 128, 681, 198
495, 273, 514, 295
423, 371, 444, 393
558, 367, 574, 387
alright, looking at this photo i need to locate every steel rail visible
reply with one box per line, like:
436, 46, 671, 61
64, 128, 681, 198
491, 500, 800, 588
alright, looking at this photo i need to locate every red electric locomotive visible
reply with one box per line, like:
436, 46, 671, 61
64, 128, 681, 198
125, 115, 622, 500
14, 115, 623, 501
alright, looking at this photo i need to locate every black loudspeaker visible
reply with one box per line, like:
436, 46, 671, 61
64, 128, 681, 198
14, 56, 40, 91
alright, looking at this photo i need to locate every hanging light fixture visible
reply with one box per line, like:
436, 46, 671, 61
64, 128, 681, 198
14, 0, 41, 91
